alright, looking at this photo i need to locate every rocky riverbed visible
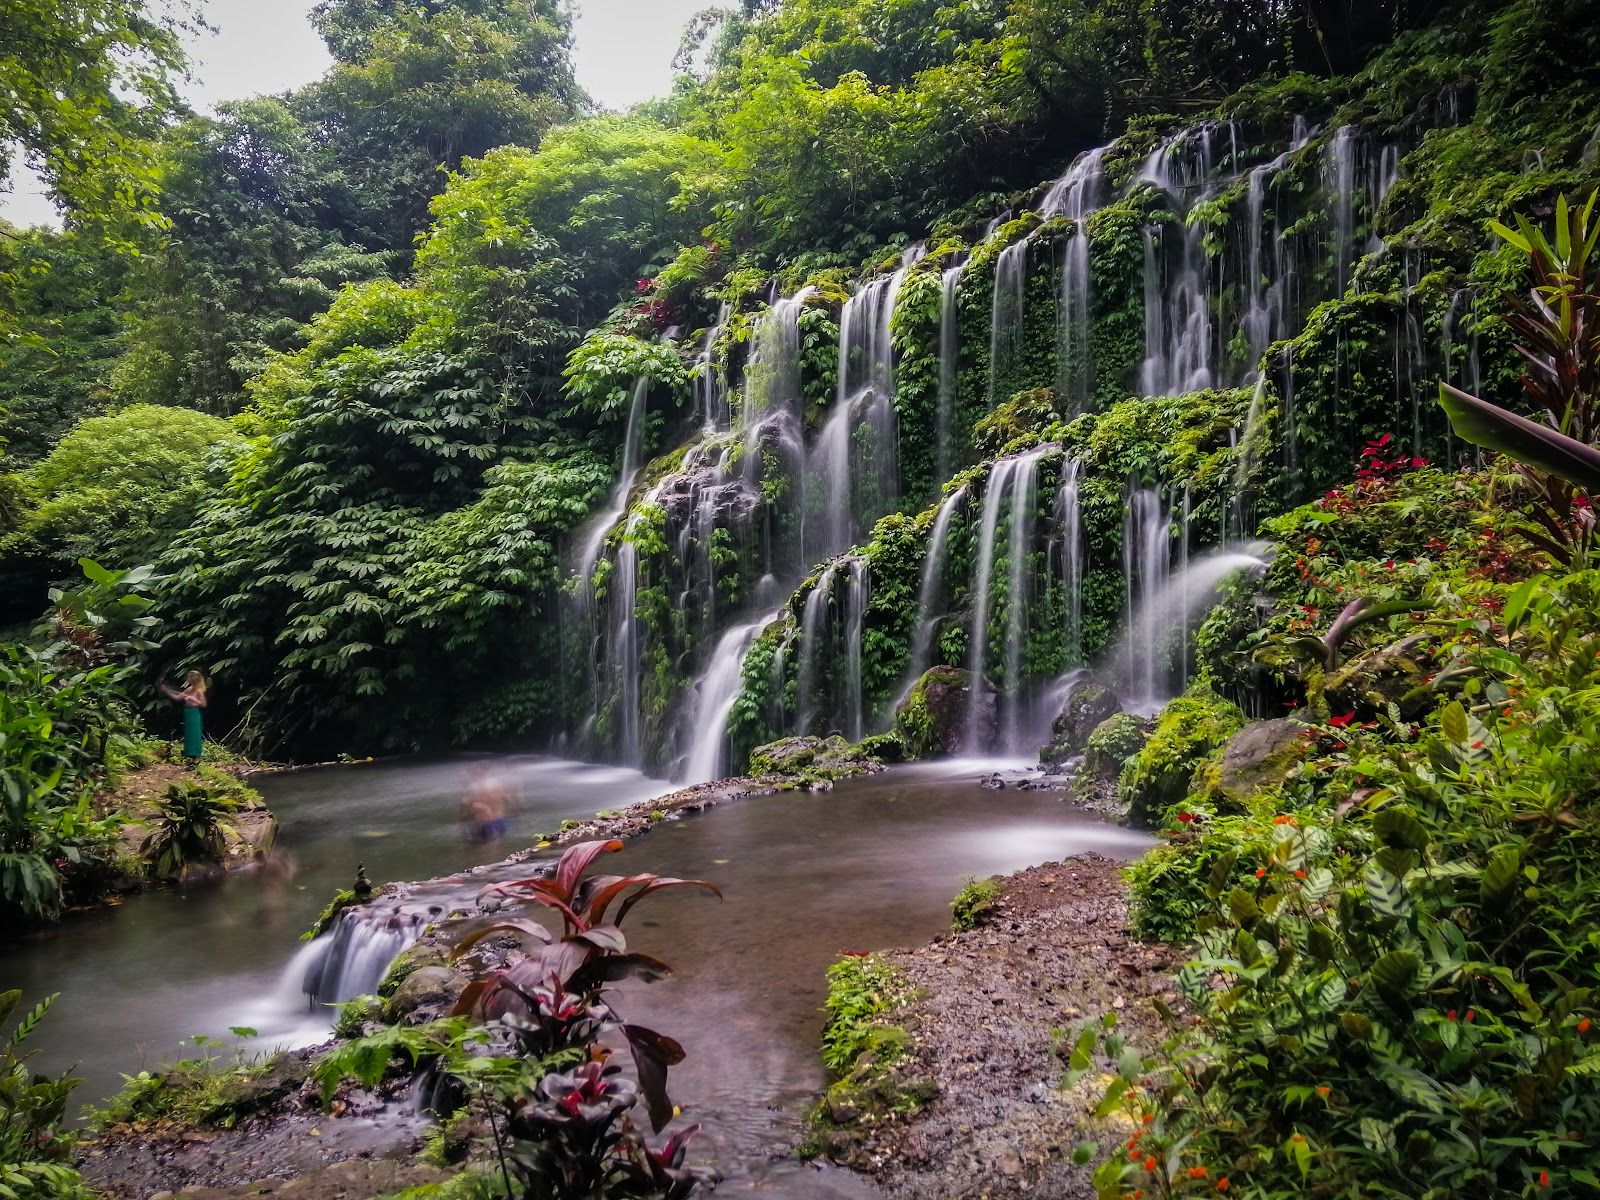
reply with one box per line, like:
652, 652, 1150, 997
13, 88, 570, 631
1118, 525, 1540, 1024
814, 854, 1179, 1200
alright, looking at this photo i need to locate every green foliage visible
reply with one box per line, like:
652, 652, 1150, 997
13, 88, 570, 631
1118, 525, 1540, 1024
950, 875, 1004, 931
0, 0, 182, 233
8, 406, 242, 569
821, 953, 909, 1077
138, 782, 240, 879
564, 335, 690, 419
1084, 712, 1146, 776
0, 991, 91, 1199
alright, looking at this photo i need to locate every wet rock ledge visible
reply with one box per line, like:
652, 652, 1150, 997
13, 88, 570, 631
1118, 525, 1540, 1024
813, 854, 1180, 1200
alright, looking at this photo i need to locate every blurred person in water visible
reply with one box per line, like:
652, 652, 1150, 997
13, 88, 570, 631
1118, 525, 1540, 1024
158, 670, 208, 761
459, 762, 513, 844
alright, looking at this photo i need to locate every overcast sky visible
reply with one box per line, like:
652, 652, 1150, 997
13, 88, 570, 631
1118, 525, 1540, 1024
0, 0, 717, 228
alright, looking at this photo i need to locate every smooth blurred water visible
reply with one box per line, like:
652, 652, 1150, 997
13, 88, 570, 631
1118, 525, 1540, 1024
1, 754, 1151, 1197
0, 754, 669, 1107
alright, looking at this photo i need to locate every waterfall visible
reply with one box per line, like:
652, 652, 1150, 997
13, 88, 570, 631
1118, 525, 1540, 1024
680, 611, 779, 785
796, 562, 840, 731
1043, 148, 1105, 412
1123, 488, 1171, 706
1056, 461, 1083, 663
574, 376, 649, 592
988, 238, 1029, 405
809, 247, 920, 562
693, 303, 731, 432
612, 507, 646, 766
1330, 126, 1359, 297
894, 486, 967, 711
1231, 376, 1270, 538
966, 447, 1049, 747
936, 263, 965, 484
296, 906, 425, 1009
1111, 548, 1270, 714
1000, 451, 1043, 750
843, 557, 869, 742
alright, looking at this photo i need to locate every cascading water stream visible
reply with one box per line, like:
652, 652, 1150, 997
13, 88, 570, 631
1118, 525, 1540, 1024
1000, 452, 1043, 750
694, 303, 731, 432
966, 448, 1050, 748
893, 486, 967, 712
681, 611, 783, 785
843, 558, 869, 742
1042, 147, 1107, 412
988, 238, 1030, 404
796, 562, 841, 732
936, 263, 965, 484
1123, 488, 1171, 706
1056, 460, 1083, 663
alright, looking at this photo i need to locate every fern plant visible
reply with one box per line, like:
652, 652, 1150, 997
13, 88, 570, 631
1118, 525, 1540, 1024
0, 990, 90, 1199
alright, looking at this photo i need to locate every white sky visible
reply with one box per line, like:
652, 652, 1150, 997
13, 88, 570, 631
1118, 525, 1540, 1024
0, 0, 719, 228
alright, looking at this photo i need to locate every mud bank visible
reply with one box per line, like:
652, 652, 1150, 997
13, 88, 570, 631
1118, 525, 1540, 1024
816, 854, 1179, 1200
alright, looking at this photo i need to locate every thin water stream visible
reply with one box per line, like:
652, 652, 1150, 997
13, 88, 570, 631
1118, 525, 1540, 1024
3, 754, 1151, 1197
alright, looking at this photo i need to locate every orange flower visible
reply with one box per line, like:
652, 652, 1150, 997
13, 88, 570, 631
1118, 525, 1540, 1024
1187, 1166, 1208, 1179
1541, 1170, 1551, 1187
1580, 1018, 1591, 1034
1294, 869, 1307, 879
1216, 1180, 1230, 1193
1144, 1156, 1157, 1171
1255, 867, 1266, 878
1316, 1086, 1331, 1097
1142, 1113, 1154, 1124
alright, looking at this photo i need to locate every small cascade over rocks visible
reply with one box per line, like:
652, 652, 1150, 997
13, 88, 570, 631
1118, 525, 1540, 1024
294, 903, 428, 1009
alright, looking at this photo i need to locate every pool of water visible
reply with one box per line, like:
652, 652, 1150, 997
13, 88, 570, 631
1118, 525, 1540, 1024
2, 754, 1152, 1196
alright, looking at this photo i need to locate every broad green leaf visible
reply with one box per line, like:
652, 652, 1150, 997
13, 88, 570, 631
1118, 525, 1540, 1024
1438, 382, 1600, 490
1374, 808, 1430, 851
1481, 847, 1521, 907
1440, 700, 1470, 745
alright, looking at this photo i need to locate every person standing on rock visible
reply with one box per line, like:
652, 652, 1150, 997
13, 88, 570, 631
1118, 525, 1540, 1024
158, 670, 208, 762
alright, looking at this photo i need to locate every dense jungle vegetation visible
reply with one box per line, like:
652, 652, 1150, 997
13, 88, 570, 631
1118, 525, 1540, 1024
8, 0, 1600, 1197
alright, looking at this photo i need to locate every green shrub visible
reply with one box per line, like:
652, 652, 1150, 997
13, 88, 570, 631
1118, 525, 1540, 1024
950, 875, 1005, 931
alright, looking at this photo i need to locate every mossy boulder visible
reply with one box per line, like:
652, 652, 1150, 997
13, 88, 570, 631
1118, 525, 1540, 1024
895, 666, 993, 759
749, 735, 875, 782
383, 965, 467, 1024
1324, 632, 1436, 720
1197, 718, 1311, 812
1084, 712, 1149, 778
378, 940, 452, 998
1040, 677, 1123, 764
1119, 685, 1246, 826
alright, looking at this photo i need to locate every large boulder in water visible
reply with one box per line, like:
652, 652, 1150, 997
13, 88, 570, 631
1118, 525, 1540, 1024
1040, 676, 1123, 765
895, 666, 994, 759
748, 735, 875, 782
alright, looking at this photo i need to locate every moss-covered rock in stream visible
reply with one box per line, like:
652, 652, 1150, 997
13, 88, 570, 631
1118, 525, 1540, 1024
896, 666, 992, 759
1119, 686, 1245, 826
1084, 712, 1149, 778
1039, 677, 1123, 765
748, 735, 877, 786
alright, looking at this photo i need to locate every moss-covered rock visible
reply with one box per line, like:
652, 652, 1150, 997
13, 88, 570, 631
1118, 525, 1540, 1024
895, 666, 991, 759
383, 965, 468, 1024
1196, 718, 1311, 812
1324, 632, 1437, 720
748, 735, 876, 783
1084, 712, 1149, 778
378, 940, 452, 999
1119, 685, 1246, 826
1040, 677, 1123, 764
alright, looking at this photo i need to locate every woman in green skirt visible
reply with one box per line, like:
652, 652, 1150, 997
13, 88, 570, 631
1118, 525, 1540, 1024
159, 671, 208, 761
